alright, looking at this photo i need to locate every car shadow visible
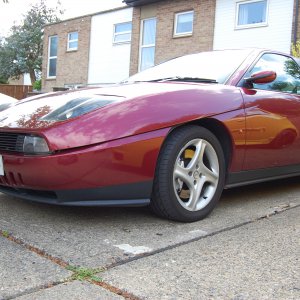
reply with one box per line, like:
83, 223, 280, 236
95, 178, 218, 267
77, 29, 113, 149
4, 175, 300, 222
222, 175, 300, 197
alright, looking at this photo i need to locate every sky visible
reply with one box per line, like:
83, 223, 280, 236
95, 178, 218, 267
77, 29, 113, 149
0, 0, 125, 36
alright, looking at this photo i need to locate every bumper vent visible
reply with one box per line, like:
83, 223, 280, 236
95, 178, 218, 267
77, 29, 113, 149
0, 132, 25, 153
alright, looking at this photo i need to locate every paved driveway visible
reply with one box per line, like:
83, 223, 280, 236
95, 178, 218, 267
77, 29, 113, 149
0, 177, 299, 299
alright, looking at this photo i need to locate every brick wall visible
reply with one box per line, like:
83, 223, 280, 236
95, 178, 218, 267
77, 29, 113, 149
129, 0, 216, 75
129, 7, 142, 76
42, 16, 92, 92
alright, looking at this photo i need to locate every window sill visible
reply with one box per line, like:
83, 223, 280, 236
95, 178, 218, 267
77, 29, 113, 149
173, 33, 193, 39
113, 41, 131, 46
46, 77, 56, 81
235, 23, 268, 30
66, 49, 78, 53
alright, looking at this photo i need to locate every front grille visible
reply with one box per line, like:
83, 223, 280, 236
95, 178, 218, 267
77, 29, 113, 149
0, 171, 24, 186
0, 132, 25, 153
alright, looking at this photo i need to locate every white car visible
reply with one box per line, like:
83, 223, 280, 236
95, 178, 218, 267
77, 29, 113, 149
0, 93, 17, 112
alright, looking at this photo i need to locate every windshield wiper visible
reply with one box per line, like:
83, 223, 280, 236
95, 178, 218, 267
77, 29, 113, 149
139, 77, 218, 83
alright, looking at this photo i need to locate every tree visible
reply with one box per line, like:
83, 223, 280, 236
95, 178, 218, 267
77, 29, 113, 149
284, 60, 300, 80
291, 41, 300, 58
0, 75, 8, 84
0, 0, 62, 84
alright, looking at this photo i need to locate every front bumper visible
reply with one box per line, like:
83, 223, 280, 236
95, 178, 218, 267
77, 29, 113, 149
0, 181, 152, 206
0, 129, 169, 205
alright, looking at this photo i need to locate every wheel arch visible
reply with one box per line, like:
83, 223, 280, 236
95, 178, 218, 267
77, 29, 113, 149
169, 118, 233, 171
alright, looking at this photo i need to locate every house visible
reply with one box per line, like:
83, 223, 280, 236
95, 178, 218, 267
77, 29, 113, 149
124, 0, 299, 75
125, 0, 215, 75
42, 14, 92, 92
88, 7, 133, 85
42, 6, 133, 92
213, 0, 295, 52
42, 0, 300, 91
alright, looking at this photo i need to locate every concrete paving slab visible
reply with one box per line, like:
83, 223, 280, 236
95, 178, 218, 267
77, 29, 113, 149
102, 207, 300, 300
15, 281, 123, 300
0, 177, 299, 268
0, 237, 71, 300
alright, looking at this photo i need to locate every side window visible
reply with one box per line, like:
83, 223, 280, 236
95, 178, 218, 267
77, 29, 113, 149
48, 35, 58, 78
236, 0, 268, 29
113, 22, 132, 44
248, 54, 300, 94
139, 18, 157, 71
67, 32, 78, 51
174, 11, 194, 37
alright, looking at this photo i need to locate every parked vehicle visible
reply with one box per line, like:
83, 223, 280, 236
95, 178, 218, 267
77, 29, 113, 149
0, 93, 17, 112
0, 48, 299, 222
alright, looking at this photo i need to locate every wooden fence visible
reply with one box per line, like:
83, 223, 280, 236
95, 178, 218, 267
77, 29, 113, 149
0, 85, 33, 100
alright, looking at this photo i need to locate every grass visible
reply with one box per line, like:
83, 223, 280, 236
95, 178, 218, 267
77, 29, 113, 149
1, 230, 10, 238
66, 265, 103, 282
0, 229, 103, 283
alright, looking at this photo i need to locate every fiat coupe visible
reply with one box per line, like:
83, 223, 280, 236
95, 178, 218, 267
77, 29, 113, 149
0, 48, 299, 222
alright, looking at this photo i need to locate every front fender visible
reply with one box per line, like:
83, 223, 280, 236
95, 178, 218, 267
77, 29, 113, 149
44, 83, 244, 150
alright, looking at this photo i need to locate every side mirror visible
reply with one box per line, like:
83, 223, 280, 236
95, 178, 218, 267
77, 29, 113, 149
245, 71, 277, 85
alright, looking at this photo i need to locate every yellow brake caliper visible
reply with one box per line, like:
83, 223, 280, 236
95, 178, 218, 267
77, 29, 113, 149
178, 148, 195, 199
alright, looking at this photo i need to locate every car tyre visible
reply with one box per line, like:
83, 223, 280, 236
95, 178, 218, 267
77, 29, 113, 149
151, 125, 226, 222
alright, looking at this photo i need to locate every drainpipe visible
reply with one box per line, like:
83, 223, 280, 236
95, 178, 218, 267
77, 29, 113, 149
294, 0, 299, 44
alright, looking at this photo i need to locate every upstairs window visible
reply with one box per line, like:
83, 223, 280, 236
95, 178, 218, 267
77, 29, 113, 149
236, 0, 268, 29
113, 22, 132, 44
139, 18, 157, 71
174, 11, 194, 37
48, 35, 58, 78
67, 32, 78, 51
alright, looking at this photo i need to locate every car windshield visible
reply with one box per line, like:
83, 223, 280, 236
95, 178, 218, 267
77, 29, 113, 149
125, 49, 253, 84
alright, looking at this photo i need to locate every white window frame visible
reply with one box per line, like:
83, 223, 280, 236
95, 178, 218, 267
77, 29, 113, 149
47, 35, 58, 79
113, 22, 132, 44
174, 10, 194, 37
139, 18, 157, 72
235, 0, 269, 30
67, 32, 78, 51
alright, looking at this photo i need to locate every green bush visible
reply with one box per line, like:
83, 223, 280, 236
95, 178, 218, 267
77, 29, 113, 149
0, 76, 8, 84
33, 79, 41, 90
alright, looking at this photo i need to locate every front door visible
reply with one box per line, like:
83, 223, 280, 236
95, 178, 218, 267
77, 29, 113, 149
241, 53, 300, 170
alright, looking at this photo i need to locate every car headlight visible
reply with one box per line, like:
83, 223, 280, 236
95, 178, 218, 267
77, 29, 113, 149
23, 136, 50, 154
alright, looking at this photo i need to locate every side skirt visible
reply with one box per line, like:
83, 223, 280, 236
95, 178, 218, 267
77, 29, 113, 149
226, 164, 300, 188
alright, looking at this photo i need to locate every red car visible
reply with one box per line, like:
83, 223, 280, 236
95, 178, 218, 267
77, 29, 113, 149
0, 48, 299, 222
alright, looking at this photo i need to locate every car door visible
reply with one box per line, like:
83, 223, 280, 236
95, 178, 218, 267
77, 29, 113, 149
241, 53, 300, 170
